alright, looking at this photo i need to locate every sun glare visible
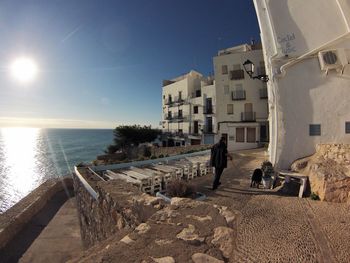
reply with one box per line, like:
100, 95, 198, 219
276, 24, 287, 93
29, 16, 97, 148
10, 57, 38, 83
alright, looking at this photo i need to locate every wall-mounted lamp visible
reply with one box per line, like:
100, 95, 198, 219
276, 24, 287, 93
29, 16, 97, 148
243, 59, 269, 82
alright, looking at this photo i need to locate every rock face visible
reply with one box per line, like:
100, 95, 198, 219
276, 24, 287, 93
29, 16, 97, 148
291, 144, 350, 203
68, 198, 236, 263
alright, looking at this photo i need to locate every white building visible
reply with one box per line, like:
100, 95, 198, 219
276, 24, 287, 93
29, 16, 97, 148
213, 44, 269, 151
253, 0, 350, 169
161, 70, 217, 146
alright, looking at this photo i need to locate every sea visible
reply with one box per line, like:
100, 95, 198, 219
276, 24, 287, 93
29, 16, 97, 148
0, 128, 114, 213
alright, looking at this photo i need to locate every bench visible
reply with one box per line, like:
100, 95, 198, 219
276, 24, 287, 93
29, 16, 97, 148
278, 170, 308, 198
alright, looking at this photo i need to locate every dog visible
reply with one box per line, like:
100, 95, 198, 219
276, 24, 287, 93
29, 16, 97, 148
250, 168, 263, 188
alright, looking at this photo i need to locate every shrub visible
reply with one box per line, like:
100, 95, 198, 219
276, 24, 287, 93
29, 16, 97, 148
310, 192, 320, 200
165, 154, 169, 157
166, 180, 196, 198
158, 154, 164, 158
143, 147, 152, 157
150, 155, 157, 159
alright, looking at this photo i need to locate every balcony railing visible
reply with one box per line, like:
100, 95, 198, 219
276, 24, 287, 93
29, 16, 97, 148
172, 114, 189, 122
203, 107, 214, 114
203, 126, 214, 134
229, 69, 245, 80
164, 98, 174, 105
259, 88, 268, 99
174, 96, 185, 104
232, 90, 246, 100
164, 115, 172, 121
241, 112, 256, 122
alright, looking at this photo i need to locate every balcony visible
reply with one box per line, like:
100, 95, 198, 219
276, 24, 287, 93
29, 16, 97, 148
203, 126, 214, 134
174, 96, 185, 104
164, 98, 174, 106
203, 106, 214, 114
164, 115, 172, 121
259, 88, 268, 99
229, 69, 245, 80
232, 90, 246, 100
173, 114, 188, 122
241, 112, 256, 122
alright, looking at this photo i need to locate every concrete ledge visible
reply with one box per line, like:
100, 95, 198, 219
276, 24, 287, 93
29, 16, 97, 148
0, 177, 73, 250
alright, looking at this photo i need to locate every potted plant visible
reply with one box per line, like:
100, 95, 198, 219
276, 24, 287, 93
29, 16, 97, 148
261, 161, 274, 189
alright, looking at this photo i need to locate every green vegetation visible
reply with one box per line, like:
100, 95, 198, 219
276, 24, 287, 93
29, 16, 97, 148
310, 192, 320, 200
106, 125, 161, 154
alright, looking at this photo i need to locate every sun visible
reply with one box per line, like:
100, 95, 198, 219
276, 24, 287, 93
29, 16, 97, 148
10, 57, 38, 83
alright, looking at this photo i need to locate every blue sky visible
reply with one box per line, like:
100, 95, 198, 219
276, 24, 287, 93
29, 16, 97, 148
0, 0, 260, 128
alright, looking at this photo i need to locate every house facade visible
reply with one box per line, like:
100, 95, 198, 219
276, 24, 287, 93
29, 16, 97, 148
161, 70, 217, 146
253, 0, 350, 169
213, 44, 269, 151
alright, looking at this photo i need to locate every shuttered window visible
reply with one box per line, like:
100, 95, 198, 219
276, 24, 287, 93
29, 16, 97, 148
309, 124, 321, 136
227, 104, 233, 115
346, 122, 350, 134
236, 128, 245, 142
247, 128, 256, 142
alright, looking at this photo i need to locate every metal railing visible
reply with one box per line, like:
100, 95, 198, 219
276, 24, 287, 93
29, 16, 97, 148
232, 90, 246, 100
203, 106, 214, 114
203, 126, 214, 134
229, 69, 245, 80
241, 111, 256, 122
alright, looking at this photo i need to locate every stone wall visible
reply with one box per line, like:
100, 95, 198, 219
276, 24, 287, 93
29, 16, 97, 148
0, 177, 73, 249
68, 198, 238, 263
291, 144, 350, 203
73, 168, 165, 248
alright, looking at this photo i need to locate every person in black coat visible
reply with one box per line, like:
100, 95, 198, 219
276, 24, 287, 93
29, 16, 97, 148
210, 136, 232, 190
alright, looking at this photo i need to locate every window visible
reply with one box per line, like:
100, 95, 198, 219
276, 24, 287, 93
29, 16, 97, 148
195, 89, 201, 97
222, 65, 228, 75
236, 128, 245, 142
193, 106, 198, 114
178, 109, 183, 117
163, 95, 165, 99
232, 64, 241, 70
178, 91, 182, 100
227, 104, 233, 115
309, 124, 321, 136
247, 128, 256, 142
224, 85, 229, 95
346, 122, 350, 134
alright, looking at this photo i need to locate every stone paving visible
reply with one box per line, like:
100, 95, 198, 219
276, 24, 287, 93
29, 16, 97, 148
195, 148, 350, 263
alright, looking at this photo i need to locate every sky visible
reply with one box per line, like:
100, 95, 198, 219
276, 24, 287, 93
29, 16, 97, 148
0, 0, 260, 129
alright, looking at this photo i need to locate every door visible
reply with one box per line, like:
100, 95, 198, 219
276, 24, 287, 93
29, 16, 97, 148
193, 121, 199, 134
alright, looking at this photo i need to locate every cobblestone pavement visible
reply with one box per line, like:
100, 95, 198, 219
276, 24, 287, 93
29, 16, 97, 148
195, 148, 350, 263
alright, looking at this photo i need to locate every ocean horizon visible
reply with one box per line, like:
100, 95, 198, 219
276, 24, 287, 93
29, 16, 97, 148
0, 127, 114, 213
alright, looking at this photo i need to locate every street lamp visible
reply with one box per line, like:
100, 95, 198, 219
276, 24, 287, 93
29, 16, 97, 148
243, 59, 269, 82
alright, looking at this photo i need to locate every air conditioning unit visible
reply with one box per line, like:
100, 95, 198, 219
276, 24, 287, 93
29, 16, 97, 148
318, 49, 348, 71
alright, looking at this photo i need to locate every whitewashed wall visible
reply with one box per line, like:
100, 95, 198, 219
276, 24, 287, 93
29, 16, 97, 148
254, 0, 350, 168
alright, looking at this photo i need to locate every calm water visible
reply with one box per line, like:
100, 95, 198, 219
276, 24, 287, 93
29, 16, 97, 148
0, 128, 113, 213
